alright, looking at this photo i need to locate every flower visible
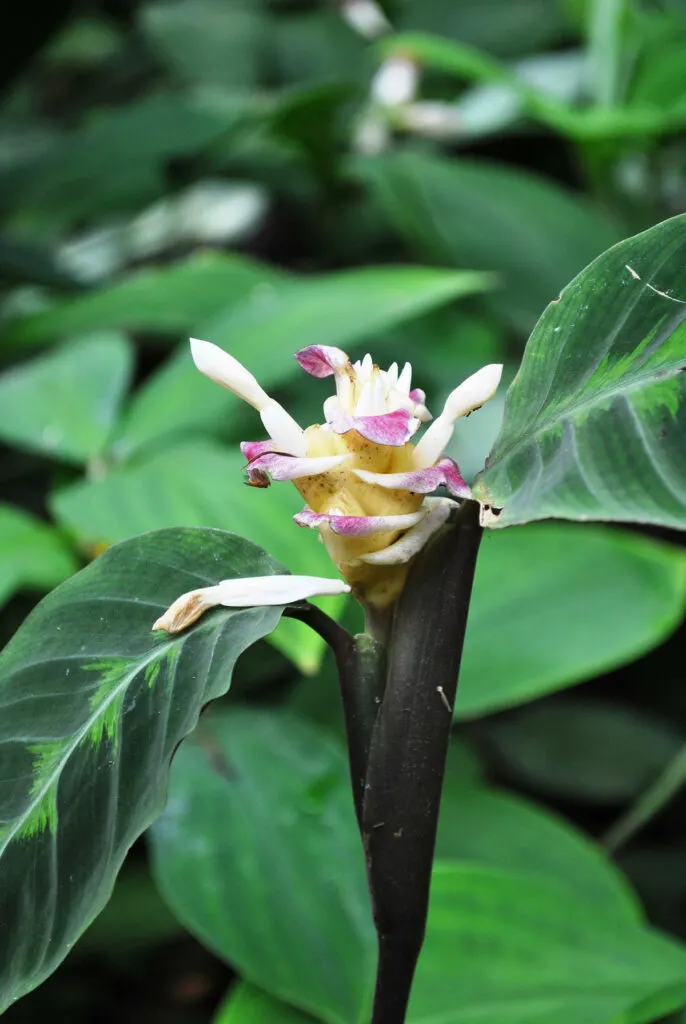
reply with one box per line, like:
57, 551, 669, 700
187, 338, 502, 611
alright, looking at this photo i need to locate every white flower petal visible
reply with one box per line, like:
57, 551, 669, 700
260, 401, 308, 457
385, 361, 399, 386
443, 363, 503, 421
153, 574, 351, 633
191, 338, 306, 455
397, 361, 412, 394
360, 498, 457, 565
190, 338, 269, 410
355, 380, 376, 415
414, 363, 503, 468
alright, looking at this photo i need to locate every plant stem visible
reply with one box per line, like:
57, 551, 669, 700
603, 740, 686, 852
363, 500, 483, 1023
282, 603, 385, 829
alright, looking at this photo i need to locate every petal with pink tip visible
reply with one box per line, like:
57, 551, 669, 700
360, 498, 457, 565
245, 452, 350, 486
295, 345, 350, 378
240, 439, 277, 461
294, 507, 424, 536
329, 406, 418, 446
353, 457, 472, 499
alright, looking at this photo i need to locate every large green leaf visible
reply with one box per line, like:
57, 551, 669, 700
0, 504, 77, 608
360, 152, 620, 331
0, 528, 284, 1011
458, 523, 686, 717
112, 344, 244, 459
474, 216, 686, 529
4, 252, 283, 348
0, 333, 132, 463
203, 265, 492, 362
396, 0, 569, 57
149, 708, 374, 1024
140, 0, 267, 89
0, 94, 237, 232
483, 698, 682, 804
215, 984, 313, 1024
435, 778, 640, 919
50, 441, 342, 671
408, 863, 686, 1024
150, 707, 686, 1024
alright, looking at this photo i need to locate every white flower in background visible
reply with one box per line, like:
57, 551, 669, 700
339, 0, 390, 38
157, 339, 501, 620
371, 54, 419, 108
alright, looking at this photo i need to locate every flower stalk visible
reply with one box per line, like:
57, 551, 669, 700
362, 499, 483, 1023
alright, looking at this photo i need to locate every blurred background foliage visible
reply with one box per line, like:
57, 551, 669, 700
2, 0, 686, 1020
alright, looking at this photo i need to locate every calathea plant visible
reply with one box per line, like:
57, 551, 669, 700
0, 214, 684, 1022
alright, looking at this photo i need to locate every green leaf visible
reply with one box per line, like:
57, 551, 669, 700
0, 94, 237, 232
0, 527, 285, 1011
436, 776, 640, 919
76, 864, 182, 960
140, 0, 267, 89
150, 707, 686, 1024
360, 151, 620, 332
149, 708, 374, 1024
396, 0, 569, 58
50, 441, 344, 671
0, 504, 77, 607
483, 699, 682, 803
112, 344, 242, 459
272, 11, 369, 86
5, 252, 283, 349
204, 265, 493, 361
0, 333, 133, 463
474, 216, 686, 529
409, 862, 686, 1024
458, 523, 686, 717
215, 984, 313, 1024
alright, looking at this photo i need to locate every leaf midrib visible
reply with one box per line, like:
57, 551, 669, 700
489, 359, 685, 468
0, 638, 178, 855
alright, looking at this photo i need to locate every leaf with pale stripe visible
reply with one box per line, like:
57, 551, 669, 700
0, 528, 284, 1012
474, 215, 686, 529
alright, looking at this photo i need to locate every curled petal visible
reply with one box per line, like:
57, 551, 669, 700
295, 345, 350, 378
353, 456, 472, 499
190, 338, 269, 409
329, 406, 418, 446
414, 363, 503, 469
153, 574, 351, 633
360, 499, 457, 565
190, 338, 306, 457
245, 452, 350, 486
294, 507, 424, 536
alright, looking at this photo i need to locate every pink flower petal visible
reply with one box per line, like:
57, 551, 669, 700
295, 345, 350, 378
329, 406, 418, 446
294, 507, 424, 536
240, 439, 277, 461
409, 387, 426, 405
245, 452, 350, 486
353, 457, 472, 499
